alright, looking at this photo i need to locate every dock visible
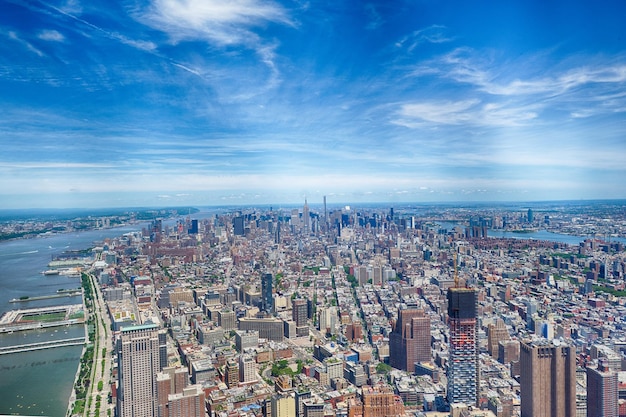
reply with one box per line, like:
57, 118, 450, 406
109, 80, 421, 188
0, 337, 86, 355
0, 304, 85, 333
9, 291, 82, 303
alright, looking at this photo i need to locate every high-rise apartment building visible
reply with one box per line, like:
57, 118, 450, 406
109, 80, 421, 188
117, 323, 162, 417
587, 360, 618, 417
262, 273, 273, 313
270, 394, 296, 417
519, 339, 576, 417
345, 321, 363, 342
446, 287, 478, 406
318, 306, 337, 335
239, 354, 258, 384
225, 359, 239, 388
296, 390, 311, 417
163, 385, 205, 417
156, 366, 205, 417
389, 308, 431, 371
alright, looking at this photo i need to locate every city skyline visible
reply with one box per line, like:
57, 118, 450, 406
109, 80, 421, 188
2, 0, 626, 209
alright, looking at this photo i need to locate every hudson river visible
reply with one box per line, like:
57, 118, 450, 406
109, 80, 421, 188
0, 225, 146, 416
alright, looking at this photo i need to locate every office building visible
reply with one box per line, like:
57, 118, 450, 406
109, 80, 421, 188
389, 308, 431, 372
117, 323, 161, 417
587, 360, 618, 417
235, 329, 259, 352
233, 216, 244, 236
361, 384, 405, 417
446, 287, 479, 406
303, 199, 310, 233
238, 317, 284, 341
262, 273, 273, 313
520, 339, 576, 417
217, 308, 236, 331
488, 318, 509, 358
188, 219, 198, 234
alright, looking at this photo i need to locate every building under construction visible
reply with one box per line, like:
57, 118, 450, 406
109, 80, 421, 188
446, 286, 479, 407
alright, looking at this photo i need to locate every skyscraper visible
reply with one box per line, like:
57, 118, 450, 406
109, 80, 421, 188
262, 273, 273, 314
303, 198, 310, 233
519, 339, 576, 417
233, 215, 244, 236
587, 360, 618, 417
389, 308, 431, 371
446, 287, 478, 406
117, 323, 162, 417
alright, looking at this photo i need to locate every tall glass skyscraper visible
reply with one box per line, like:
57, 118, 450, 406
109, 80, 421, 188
446, 287, 478, 406
262, 273, 273, 314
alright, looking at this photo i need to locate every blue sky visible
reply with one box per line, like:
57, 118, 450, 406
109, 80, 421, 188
1, 0, 625, 209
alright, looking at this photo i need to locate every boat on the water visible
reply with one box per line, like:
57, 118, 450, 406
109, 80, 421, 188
42, 270, 60, 275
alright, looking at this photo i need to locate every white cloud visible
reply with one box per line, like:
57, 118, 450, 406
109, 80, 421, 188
8, 31, 44, 57
396, 25, 452, 52
142, 0, 292, 46
38, 29, 64, 42
393, 99, 537, 127
431, 48, 626, 99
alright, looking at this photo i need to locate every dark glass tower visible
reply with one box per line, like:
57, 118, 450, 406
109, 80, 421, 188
262, 273, 273, 314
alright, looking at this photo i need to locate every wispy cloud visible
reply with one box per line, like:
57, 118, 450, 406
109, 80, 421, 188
7, 31, 44, 56
140, 0, 292, 46
136, 0, 293, 94
38, 29, 64, 42
393, 99, 538, 127
423, 48, 626, 98
396, 25, 453, 53
364, 3, 384, 30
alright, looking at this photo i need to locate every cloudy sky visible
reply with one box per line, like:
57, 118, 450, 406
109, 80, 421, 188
1, 0, 625, 209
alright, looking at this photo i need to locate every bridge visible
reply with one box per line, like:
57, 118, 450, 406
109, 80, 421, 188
0, 337, 86, 355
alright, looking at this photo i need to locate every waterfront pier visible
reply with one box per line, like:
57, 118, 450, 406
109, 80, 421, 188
0, 304, 85, 333
0, 337, 86, 355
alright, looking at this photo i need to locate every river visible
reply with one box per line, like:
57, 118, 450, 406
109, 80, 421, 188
0, 209, 224, 416
435, 222, 626, 246
0, 224, 149, 416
